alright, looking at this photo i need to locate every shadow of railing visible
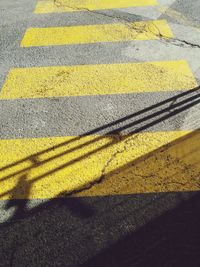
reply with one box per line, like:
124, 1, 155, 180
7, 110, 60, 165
2, 128, 200, 224
1, 86, 200, 179
0, 129, 200, 265
0, 86, 200, 266
0, 86, 199, 223
1, 87, 200, 197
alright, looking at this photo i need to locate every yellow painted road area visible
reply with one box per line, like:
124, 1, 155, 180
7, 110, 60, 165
1, 60, 197, 99
0, 131, 200, 200
20, 20, 173, 47
34, 0, 158, 14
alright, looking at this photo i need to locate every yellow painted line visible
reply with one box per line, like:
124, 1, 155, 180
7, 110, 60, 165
0, 130, 200, 200
157, 5, 200, 33
20, 20, 173, 47
34, 0, 158, 14
1, 60, 197, 99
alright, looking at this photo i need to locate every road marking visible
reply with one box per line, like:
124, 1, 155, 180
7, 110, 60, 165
157, 5, 200, 33
20, 20, 173, 47
0, 130, 200, 200
1, 60, 197, 99
34, 0, 158, 14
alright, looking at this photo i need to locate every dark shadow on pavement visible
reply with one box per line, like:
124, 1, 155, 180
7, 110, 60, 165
0, 87, 200, 266
81, 192, 200, 267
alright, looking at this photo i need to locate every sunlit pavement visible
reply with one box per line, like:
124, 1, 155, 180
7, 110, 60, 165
0, 0, 200, 266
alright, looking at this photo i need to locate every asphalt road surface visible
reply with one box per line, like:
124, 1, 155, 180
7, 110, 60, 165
0, 0, 200, 266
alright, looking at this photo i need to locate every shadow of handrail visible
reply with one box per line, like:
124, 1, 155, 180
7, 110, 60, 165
0, 86, 200, 188
0, 85, 199, 218
0, 86, 200, 176
0, 86, 200, 267
0, 86, 200, 201
1, 128, 200, 228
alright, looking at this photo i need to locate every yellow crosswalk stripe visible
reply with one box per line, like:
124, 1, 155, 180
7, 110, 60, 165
1, 60, 197, 99
2, 0, 198, 203
0, 131, 200, 200
20, 20, 173, 47
34, 0, 158, 14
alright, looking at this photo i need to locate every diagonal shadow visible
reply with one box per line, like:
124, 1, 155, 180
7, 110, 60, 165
1, 117, 200, 225
0, 129, 200, 266
0, 85, 200, 265
0, 86, 200, 191
80, 191, 200, 267
0, 86, 200, 176
0, 85, 200, 223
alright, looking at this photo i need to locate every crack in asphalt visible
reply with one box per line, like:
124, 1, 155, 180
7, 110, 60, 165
53, 0, 200, 49
157, 5, 200, 32
52, 0, 169, 39
53, 0, 131, 22
3, 0, 196, 197
57, 134, 140, 197
151, 21, 200, 48
158, 36, 200, 49
132, 165, 200, 188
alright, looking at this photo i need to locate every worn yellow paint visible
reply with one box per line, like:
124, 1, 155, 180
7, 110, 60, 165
20, 20, 173, 47
0, 131, 200, 200
157, 5, 200, 33
1, 60, 197, 99
78, 131, 200, 197
34, 0, 158, 14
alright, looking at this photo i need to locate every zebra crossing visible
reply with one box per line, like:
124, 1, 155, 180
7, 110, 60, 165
0, 0, 200, 203
34, 0, 158, 13
1, 60, 197, 99
21, 19, 173, 47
